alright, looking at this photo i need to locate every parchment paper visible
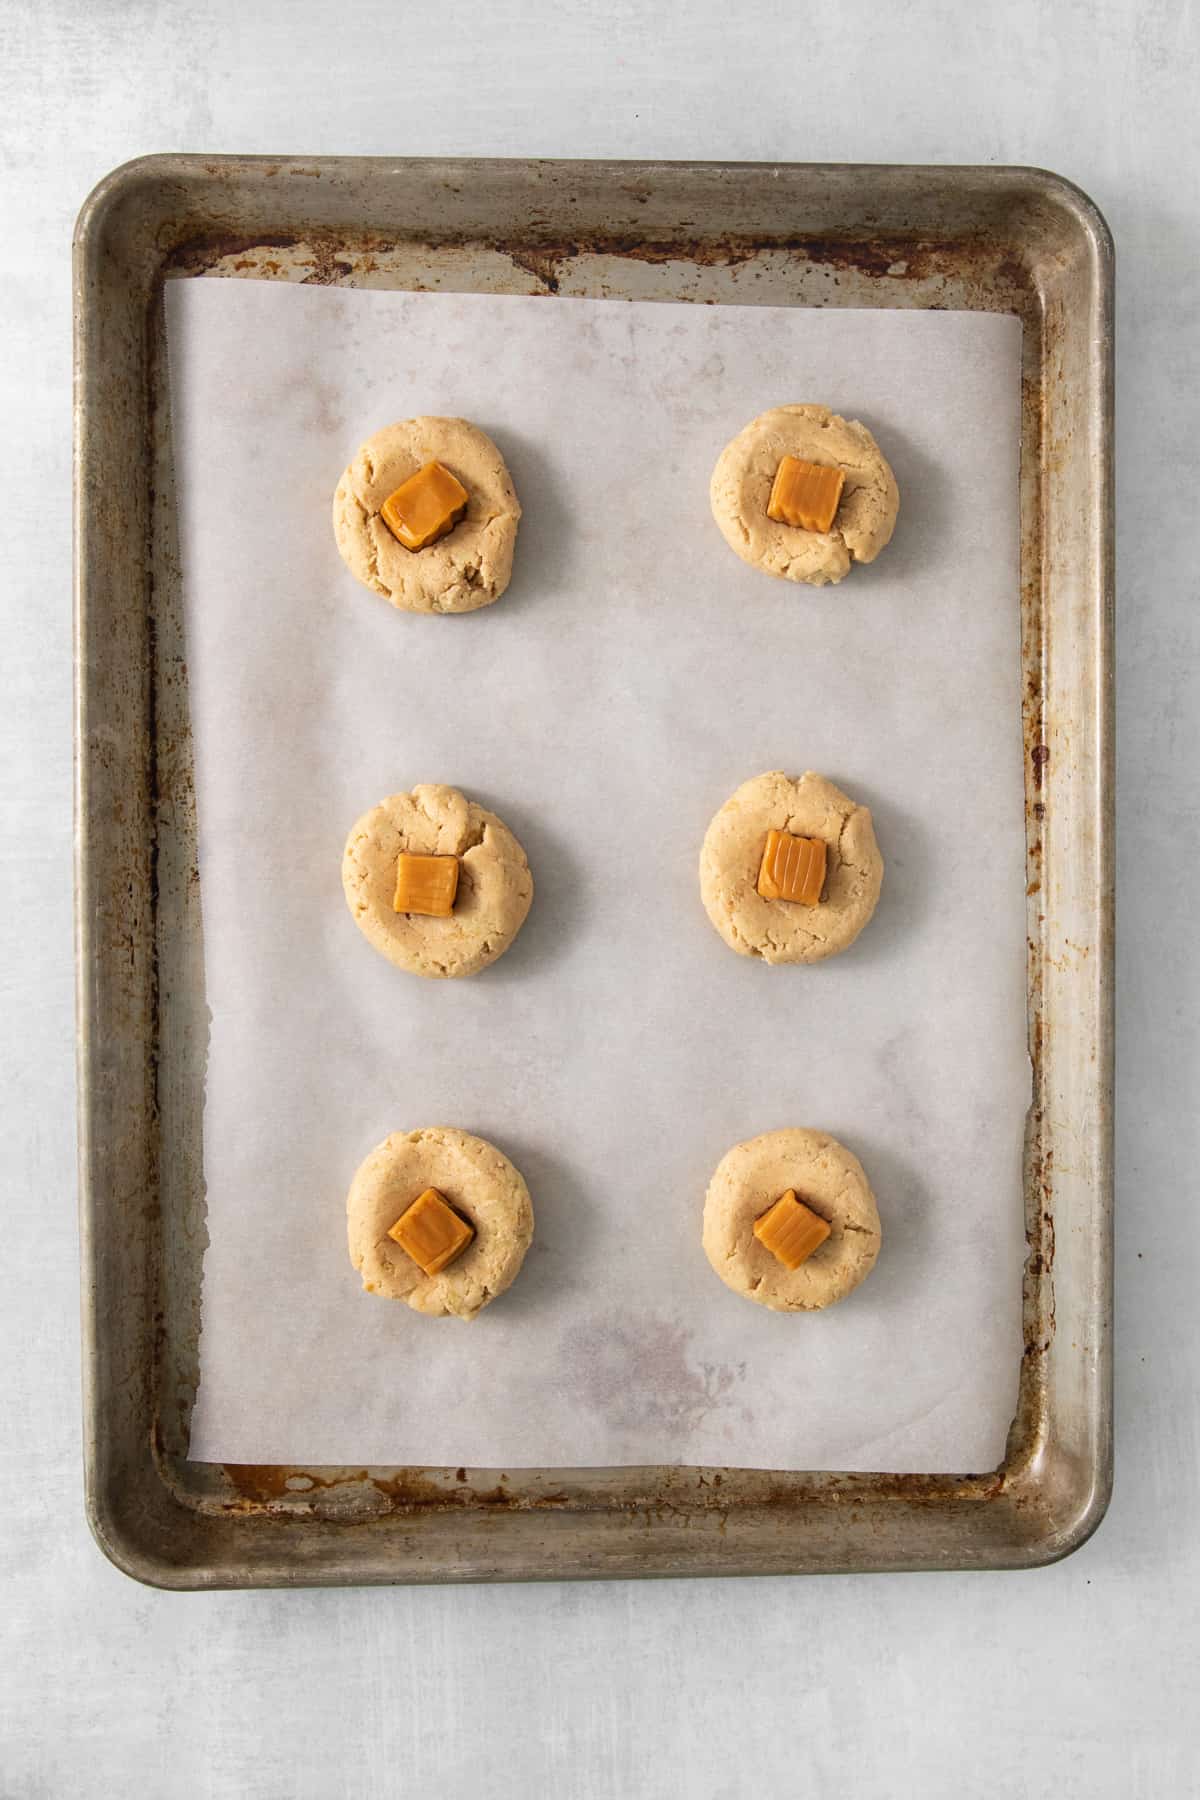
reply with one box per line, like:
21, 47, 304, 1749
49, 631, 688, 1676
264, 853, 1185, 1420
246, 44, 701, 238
168, 279, 1028, 1472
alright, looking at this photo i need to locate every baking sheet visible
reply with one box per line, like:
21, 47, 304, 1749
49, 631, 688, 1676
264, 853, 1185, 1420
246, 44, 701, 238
167, 279, 1027, 1473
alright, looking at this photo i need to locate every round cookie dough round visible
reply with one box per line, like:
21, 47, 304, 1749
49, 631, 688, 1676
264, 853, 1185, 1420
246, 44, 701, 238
703, 1128, 880, 1311
710, 403, 899, 586
700, 770, 883, 965
348, 1127, 534, 1319
333, 417, 521, 613
343, 784, 533, 979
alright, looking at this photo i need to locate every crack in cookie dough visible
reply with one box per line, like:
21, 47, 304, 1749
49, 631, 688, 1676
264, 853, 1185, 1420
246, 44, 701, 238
347, 1127, 534, 1319
703, 1128, 881, 1311
342, 784, 533, 978
700, 771, 883, 964
710, 404, 898, 586
333, 417, 521, 613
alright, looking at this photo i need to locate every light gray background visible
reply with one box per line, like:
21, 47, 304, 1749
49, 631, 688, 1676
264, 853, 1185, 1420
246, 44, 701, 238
2, 1, 1195, 1794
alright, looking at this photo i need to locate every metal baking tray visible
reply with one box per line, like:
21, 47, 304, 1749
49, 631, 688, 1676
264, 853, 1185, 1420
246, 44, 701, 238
74, 157, 1113, 1586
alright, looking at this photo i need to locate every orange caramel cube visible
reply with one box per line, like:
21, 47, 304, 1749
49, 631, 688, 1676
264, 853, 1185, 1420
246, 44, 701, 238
757, 829, 827, 907
393, 852, 459, 917
753, 1190, 831, 1271
380, 460, 469, 551
766, 456, 845, 533
387, 1187, 475, 1276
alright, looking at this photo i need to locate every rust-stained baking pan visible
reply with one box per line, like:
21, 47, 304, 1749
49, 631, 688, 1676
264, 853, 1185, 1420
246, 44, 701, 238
74, 157, 1113, 1586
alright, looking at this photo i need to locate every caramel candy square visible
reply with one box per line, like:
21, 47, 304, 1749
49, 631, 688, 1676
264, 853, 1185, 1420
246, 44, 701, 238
766, 456, 845, 533
380, 460, 469, 551
387, 1187, 475, 1276
753, 1190, 831, 1271
757, 829, 827, 906
393, 852, 459, 917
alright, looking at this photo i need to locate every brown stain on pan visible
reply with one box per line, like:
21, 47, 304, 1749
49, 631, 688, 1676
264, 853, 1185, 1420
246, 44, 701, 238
168, 232, 352, 285
508, 246, 566, 292
301, 241, 354, 286
220, 1463, 569, 1515
504, 231, 1031, 292
212, 1460, 1002, 1522
168, 230, 301, 272
164, 227, 1034, 304
1015, 275, 1055, 1432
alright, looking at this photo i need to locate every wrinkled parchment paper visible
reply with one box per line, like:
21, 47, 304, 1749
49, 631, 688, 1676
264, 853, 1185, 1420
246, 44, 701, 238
167, 280, 1027, 1471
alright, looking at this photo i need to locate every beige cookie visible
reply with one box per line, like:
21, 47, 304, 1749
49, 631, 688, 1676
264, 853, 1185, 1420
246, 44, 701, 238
700, 770, 883, 964
348, 1127, 534, 1318
710, 404, 898, 586
343, 784, 532, 978
703, 1128, 880, 1311
333, 417, 521, 613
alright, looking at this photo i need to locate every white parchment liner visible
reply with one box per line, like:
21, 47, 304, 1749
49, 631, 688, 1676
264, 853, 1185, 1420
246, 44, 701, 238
167, 280, 1027, 1471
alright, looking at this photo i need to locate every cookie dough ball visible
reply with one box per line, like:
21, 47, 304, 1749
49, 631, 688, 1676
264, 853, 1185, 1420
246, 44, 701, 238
703, 1128, 880, 1311
710, 404, 898, 586
343, 784, 532, 978
700, 770, 882, 964
333, 417, 521, 613
348, 1127, 534, 1319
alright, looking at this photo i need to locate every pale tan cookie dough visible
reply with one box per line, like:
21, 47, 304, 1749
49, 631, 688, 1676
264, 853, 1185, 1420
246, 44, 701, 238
343, 784, 533, 978
700, 770, 883, 964
332, 417, 521, 613
710, 404, 899, 586
703, 1128, 881, 1311
348, 1127, 534, 1319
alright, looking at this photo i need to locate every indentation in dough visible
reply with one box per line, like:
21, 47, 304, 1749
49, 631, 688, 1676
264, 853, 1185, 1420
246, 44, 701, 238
342, 784, 533, 979
709, 403, 898, 587
699, 770, 883, 965
347, 1126, 534, 1319
702, 1127, 881, 1312
333, 417, 521, 615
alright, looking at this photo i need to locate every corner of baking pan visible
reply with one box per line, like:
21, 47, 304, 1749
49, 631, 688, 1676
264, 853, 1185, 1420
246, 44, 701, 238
73, 153, 181, 263
996, 1420, 1113, 1570
82, 1465, 195, 1594
999, 164, 1115, 270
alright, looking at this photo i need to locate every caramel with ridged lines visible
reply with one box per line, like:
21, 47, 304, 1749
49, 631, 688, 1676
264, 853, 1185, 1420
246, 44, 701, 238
393, 852, 459, 917
756, 829, 827, 906
766, 456, 845, 533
